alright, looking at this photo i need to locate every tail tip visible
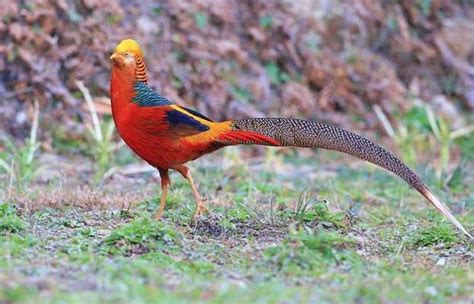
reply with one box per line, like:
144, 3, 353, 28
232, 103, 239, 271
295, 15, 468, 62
421, 188, 473, 241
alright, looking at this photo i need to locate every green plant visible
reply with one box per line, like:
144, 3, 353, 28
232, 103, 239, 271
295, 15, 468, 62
76, 81, 118, 184
374, 104, 474, 182
265, 62, 290, 85
294, 227, 353, 258
265, 226, 357, 274
425, 106, 474, 180
92, 119, 116, 180
291, 193, 345, 228
0, 203, 26, 234
230, 85, 252, 104
259, 15, 273, 29
101, 217, 181, 255
417, 0, 433, 16
0, 285, 38, 303
226, 202, 253, 222
411, 222, 458, 247
194, 11, 208, 30
374, 105, 423, 166
0, 100, 40, 193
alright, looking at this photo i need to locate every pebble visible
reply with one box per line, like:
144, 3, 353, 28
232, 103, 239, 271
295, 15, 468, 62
436, 257, 446, 266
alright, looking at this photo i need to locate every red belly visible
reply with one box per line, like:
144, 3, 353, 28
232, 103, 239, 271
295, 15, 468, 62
113, 106, 207, 169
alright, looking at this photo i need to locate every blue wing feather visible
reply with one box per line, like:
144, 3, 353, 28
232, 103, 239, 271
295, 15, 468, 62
133, 82, 172, 106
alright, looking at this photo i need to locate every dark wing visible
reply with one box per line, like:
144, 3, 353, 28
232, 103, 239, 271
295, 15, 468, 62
165, 108, 210, 136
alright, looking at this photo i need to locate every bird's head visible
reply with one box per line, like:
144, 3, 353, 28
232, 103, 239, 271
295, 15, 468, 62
110, 39, 147, 82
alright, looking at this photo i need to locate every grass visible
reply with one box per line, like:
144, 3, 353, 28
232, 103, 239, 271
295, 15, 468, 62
76, 80, 118, 184
375, 104, 474, 182
1, 150, 473, 303
411, 221, 458, 247
0, 203, 26, 234
264, 227, 358, 275
0, 100, 40, 194
1, 108, 473, 303
101, 217, 181, 255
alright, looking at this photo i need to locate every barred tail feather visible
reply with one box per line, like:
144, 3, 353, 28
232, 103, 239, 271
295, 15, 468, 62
228, 118, 472, 239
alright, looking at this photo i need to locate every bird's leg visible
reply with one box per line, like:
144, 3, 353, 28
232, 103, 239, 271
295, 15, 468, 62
173, 165, 209, 221
155, 168, 170, 220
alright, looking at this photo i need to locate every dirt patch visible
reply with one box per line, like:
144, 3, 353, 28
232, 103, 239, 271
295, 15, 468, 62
188, 214, 288, 248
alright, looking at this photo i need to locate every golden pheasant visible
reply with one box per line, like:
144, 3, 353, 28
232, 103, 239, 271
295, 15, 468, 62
109, 39, 472, 240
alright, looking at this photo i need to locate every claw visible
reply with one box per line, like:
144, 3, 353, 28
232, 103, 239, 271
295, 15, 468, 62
155, 209, 164, 221
191, 202, 209, 224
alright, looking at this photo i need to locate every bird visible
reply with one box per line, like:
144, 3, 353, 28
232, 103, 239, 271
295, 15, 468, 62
109, 39, 471, 240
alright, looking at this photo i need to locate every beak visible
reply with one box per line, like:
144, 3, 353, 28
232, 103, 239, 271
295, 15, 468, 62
110, 53, 119, 61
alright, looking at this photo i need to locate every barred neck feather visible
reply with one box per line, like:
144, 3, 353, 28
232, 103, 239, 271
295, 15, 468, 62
135, 55, 147, 83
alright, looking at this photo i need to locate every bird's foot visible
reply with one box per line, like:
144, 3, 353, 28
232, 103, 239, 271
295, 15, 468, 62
191, 202, 209, 225
155, 210, 163, 221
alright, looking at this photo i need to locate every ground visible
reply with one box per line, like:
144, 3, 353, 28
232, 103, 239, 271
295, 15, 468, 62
1, 146, 473, 304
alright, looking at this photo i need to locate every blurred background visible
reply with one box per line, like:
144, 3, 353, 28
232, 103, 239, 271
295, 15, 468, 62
1, 0, 474, 192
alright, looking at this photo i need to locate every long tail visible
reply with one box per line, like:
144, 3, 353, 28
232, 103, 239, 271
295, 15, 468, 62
218, 118, 472, 239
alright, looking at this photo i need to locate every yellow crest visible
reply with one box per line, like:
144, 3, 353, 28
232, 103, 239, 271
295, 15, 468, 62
114, 39, 144, 57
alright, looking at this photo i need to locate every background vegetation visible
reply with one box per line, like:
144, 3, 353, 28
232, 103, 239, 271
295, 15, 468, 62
1, 0, 474, 303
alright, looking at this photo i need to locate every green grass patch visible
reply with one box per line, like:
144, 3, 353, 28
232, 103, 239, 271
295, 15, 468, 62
0, 234, 36, 258
289, 194, 347, 229
264, 227, 358, 275
0, 285, 38, 303
100, 217, 181, 255
0, 203, 26, 234
411, 222, 458, 247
